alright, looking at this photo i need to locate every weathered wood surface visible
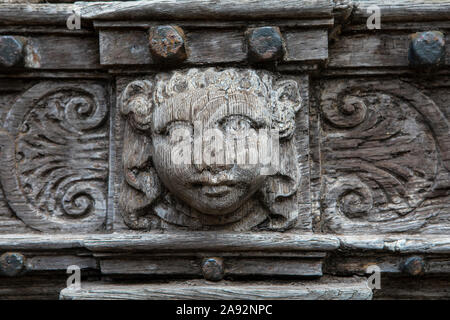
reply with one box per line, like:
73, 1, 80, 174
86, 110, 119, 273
329, 33, 450, 68
59, 277, 372, 300
316, 78, 450, 234
1, 234, 450, 254
353, 1, 450, 23
100, 256, 323, 277
23, 36, 100, 69
79, 0, 335, 21
325, 254, 450, 276
99, 29, 328, 66
0, 81, 109, 232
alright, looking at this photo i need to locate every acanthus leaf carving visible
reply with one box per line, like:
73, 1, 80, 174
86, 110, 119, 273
319, 80, 449, 233
0, 82, 109, 232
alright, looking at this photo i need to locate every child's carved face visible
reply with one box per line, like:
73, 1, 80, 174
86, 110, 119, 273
151, 88, 272, 215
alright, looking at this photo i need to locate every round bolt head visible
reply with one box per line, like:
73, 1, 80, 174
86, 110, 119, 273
247, 26, 285, 63
0, 36, 24, 68
149, 25, 188, 63
202, 257, 224, 282
402, 256, 425, 276
409, 31, 446, 67
0, 252, 25, 277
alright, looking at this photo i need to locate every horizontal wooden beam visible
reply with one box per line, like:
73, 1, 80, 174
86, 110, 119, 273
99, 28, 328, 66
79, 0, 335, 21
353, 0, 450, 23
59, 276, 373, 300
0, 233, 449, 254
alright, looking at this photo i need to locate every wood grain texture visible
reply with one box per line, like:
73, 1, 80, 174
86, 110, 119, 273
329, 33, 450, 68
59, 277, 372, 300
100, 256, 323, 277
99, 29, 329, 66
353, 1, 450, 23
79, 0, 334, 21
1, 234, 450, 254
325, 254, 450, 276
317, 79, 450, 234
23, 36, 100, 70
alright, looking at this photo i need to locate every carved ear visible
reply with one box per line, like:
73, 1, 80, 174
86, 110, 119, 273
271, 79, 302, 139
260, 138, 299, 231
120, 120, 162, 230
120, 80, 154, 131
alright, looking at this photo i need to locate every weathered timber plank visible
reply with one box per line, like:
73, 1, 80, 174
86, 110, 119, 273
0, 234, 449, 254
60, 277, 372, 300
26, 255, 97, 272
325, 254, 450, 276
284, 29, 328, 62
83, 233, 340, 252
79, 0, 334, 21
373, 275, 450, 300
23, 36, 100, 69
353, 1, 450, 23
100, 257, 323, 277
93, 18, 335, 29
225, 258, 322, 277
100, 257, 201, 276
99, 29, 328, 66
0, 4, 75, 26
329, 33, 450, 68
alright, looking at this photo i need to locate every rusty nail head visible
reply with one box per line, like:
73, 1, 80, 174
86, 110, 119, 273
402, 256, 425, 276
247, 26, 285, 63
0, 36, 24, 68
408, 31, 446, 68
149, 25, 188, 63
0, 252, 26, 277
202, 257, 224, 282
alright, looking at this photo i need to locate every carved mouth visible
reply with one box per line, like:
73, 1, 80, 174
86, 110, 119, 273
201, 185, 232, 197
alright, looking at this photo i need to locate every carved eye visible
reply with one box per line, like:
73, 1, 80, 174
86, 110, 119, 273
162, 121, 194, 137
220, 115, 262, 135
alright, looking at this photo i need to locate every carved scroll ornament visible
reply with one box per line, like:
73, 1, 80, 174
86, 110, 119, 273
0, 82, 109, 232
320, 80, 450, 233
119, 68, 303, 231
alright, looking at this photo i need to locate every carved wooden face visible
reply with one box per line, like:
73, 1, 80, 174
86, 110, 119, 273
120, 68, 302, 230
151, 88, 272, 215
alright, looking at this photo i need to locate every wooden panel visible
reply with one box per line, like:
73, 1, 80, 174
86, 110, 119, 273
100, 257, 323, 277
284, 29, 328, 62
99, 29, 329, 66
186, 30, 246, 64
100, 258, 201, 276
329, 33, 450, 68
225, 258, 322, 277
24, 36, 100, 69
99, 30, 150, 65
317, 79, 450, 234
59, 277, 373, 300
326, 255, 450, 276
26, 255, 97, 271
